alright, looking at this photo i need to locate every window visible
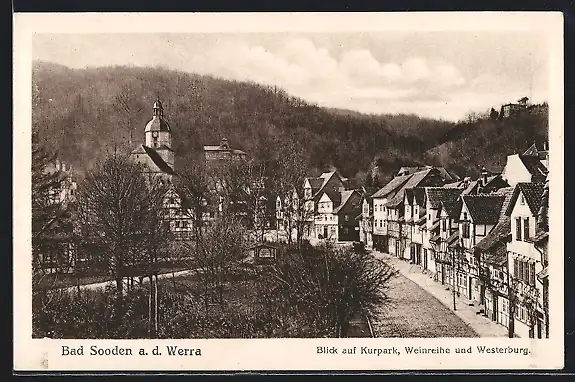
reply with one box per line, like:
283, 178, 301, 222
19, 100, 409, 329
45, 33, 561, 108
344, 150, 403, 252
463, 212, 468, 221
345, 215, 349, 222
380, 220, 383, 228
523, 217, 530, 241
462, 222, 470, 238
442, 219, 447, 232
428, 214, 431, 220
513, 257, 519, 278
520, 194, 525, 205
175, 221, 181, 228
529, 262, 536, 286
515, 217, 522, 241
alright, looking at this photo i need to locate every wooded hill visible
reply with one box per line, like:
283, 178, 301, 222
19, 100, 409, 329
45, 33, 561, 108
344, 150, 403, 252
32, 61, 549, 185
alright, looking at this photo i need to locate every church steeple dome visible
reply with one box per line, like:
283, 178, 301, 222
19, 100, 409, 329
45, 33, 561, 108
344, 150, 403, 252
145, 97, 171, 134
153, 97, 164, 117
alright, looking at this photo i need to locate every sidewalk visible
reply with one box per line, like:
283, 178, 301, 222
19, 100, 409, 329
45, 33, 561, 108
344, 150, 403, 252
374, 251, 509, 338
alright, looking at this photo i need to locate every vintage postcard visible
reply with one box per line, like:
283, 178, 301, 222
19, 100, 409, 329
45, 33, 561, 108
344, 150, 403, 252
13, 12, 564, 371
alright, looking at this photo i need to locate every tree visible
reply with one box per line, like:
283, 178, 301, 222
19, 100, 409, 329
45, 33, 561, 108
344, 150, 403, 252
31, 129, 71, 277
490, 108, 499, 121
269, 243, 397, 337
75, 153, 170, 298
506, 271, 521, 338
191, 213, 248, 310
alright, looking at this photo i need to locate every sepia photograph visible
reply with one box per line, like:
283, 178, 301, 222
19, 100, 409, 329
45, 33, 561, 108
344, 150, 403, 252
14, 12, 564, 371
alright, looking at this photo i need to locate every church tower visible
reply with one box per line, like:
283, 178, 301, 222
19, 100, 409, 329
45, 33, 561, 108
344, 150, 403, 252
144, 97, 174, 168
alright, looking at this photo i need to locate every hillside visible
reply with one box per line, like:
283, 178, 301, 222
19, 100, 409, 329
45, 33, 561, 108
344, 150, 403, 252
31, 61, 548, 184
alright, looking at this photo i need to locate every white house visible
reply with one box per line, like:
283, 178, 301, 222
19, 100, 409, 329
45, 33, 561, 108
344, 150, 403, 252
505, 182, 547, 338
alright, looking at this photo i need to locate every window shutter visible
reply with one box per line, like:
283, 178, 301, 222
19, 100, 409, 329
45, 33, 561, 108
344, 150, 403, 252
513, 258, 519, 279
530, 262, 536, 286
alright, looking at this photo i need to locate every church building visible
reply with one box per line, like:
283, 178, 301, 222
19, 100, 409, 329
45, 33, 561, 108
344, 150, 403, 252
130, 98, 194, 240
130, 97, 176, 182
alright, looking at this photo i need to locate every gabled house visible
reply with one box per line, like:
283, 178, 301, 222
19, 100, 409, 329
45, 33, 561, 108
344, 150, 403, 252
436, 199, 462, 289
314, 189, 341, 241
334, 190, 362, 242
473, 187, 514, 327
423, 187, 463, 281
505, 181, 547, 338
502, 152, 548, 188
357, 186, 379, 247
405, 188, 427, 267
383, 167, 450, 259
461, 168, 510, 196
302, 171, 347, 237
456, 194, 506, 299
371, 173, 412, 252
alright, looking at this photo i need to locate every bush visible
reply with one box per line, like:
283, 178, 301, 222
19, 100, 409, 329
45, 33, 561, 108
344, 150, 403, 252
266, 243, 397, 337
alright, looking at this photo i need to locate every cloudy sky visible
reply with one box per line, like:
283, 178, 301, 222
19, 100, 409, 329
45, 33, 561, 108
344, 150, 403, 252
33, 32, 549, 121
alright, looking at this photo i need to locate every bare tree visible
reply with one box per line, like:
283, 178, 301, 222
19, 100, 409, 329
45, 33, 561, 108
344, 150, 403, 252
75, 153, 170, 299
274, 140, 308, 245
191, 213, 248, 311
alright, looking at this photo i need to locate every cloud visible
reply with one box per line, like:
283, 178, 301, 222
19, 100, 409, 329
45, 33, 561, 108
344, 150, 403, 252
33, 34, 547, 121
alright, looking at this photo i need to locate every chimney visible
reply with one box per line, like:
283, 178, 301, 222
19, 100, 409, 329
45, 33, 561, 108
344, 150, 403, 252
481, 167, 488, 187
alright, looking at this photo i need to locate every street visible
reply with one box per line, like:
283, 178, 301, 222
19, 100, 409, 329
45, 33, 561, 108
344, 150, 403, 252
370, 270, 479, 337
370, 251, 479, 338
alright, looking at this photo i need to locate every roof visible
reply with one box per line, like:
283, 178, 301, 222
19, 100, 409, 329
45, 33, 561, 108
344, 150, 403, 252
333, 190, 360, 214
203, 138, 246, 155
415, 215, 426, 225
447, 231, 460, 247
537, 266, 549, 280
321, 188, 342, 207
406, 187, 426, 206
138, 145, 176, 175
306, 177, 324, 192
505, 182, 546, 216
462, 195, 505, 224
519, 155, 548, 177
462, 180, 480, 195
430, 220, 440, 231
372, 174, 412, 199
430, 233, 441, 242
484, 243, 508, 266
530, 231, 549, 244
145, 116, 171, 133
425, 187, 462, 209
475, 217, 511, 252
444, 180, 464, 188
440, 200, 462, 218
385, 169, 439, 208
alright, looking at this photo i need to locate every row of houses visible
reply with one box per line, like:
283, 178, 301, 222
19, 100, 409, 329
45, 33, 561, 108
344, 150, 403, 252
355, 142, 549, 338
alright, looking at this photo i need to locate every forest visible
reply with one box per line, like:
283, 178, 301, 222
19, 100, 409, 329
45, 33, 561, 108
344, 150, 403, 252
32, 61, 549, 185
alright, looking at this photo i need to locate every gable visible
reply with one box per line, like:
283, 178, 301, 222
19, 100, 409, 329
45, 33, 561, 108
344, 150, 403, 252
318, 192, 333, 203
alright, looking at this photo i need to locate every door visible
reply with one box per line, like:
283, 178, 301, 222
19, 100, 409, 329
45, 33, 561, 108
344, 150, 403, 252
537, 318, 543, 339
423, 249, 428, 270
492, 295, 498, 322
468, 276, 472, 300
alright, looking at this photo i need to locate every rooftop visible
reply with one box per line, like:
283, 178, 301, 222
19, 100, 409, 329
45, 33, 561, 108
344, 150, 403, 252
462, 194, 506, 225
